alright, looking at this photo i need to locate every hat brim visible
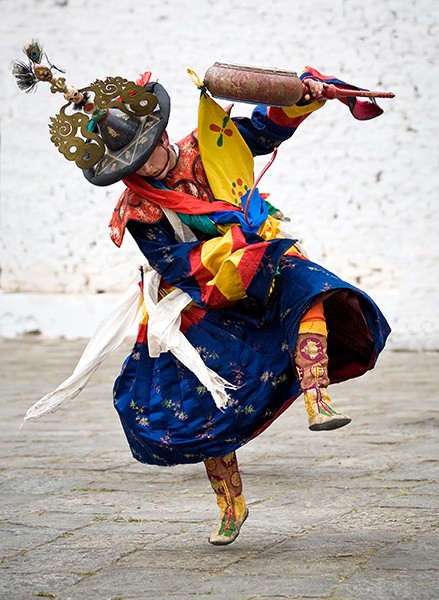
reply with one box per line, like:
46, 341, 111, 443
83, 82, 170, 187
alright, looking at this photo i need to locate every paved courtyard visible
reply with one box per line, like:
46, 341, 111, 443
0, 337, 438, 599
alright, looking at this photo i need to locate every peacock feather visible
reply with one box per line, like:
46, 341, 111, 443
12, 60, 39, 93
23, 40, 44, 64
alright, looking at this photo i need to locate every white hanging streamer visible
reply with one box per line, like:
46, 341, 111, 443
21, 273, 143, 425
161, 206, 197, 243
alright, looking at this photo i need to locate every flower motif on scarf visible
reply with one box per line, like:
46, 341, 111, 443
209, 115, 233, 147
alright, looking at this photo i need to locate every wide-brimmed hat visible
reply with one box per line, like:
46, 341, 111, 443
83, 81, 170, 186
12, 40, 170, 187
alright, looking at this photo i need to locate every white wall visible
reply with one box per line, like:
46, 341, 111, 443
1, 0, 438, 349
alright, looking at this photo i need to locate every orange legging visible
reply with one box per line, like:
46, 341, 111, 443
298, 302, 327, 336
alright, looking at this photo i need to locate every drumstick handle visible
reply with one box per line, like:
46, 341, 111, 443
303, 82, 395, 101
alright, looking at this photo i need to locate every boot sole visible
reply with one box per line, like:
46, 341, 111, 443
309, 417, 352, 431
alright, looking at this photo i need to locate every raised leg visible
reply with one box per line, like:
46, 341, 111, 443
295, 327, 351, 431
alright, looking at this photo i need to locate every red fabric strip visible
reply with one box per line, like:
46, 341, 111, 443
123, 174, 240, 216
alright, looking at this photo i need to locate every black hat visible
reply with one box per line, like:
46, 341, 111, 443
12, 41, 170, 187
83, 81, 170, 186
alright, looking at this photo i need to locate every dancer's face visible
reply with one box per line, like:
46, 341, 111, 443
136, 131, 176, 180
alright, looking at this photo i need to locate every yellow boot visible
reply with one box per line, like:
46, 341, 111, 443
204, 452, 249, 545
304, 387, 351, 431
209, 493, 249, 545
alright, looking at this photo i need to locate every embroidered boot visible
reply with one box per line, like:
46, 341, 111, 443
204, 452, 249, 545
294, 333, 351, 431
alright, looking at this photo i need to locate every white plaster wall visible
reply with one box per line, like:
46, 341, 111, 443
0, 0, 438, 349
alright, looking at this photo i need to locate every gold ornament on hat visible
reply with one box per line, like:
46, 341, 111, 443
12, 41, 161, 169
83, 77, 158, 117
49, 109, 105, 169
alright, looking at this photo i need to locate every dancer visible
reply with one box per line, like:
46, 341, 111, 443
14, 43, 392, 545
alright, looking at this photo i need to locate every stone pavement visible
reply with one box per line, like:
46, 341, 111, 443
0, 337, 438, 600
